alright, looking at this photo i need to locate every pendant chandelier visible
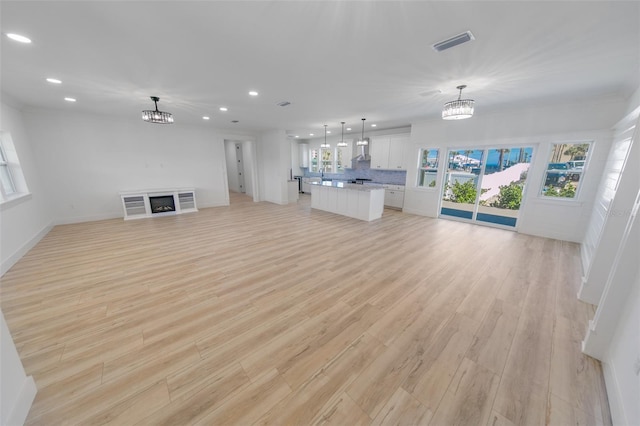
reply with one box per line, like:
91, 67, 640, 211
142, 96, 174, 124
320, 124, 330, 148
337, 122, 348, 147
356, 118, 368, 146
442, 85, 474, 120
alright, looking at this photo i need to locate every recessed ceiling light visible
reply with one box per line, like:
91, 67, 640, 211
46, 78, 62, 84
202, 116, 210, 120
219, 107, 228, 112
295, 135, 299, 138
346, 127, 351, 131
309, 133, 314, 136
6, 33, 32, 43
64, 97, 76, 102
327, 131, 331, 134
371, 124, 377, 127
249, 91, 258, 96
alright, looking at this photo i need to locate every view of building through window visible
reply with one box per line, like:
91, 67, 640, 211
542, 142, 591, 198
417, 148, 439, 187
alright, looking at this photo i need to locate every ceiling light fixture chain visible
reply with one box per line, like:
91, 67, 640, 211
442, 85, 474, 120
142, 96, 174, 124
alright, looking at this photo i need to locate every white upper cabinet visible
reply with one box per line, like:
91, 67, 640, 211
370, 137, 390, 169
299, 143, 309, 168
370, 134, 409, 170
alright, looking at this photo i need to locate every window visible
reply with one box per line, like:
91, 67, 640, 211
417, 148, 439, 187
310, 148, 319, 172
541, 142, 591, 199
0, 144, 16, 196
0, 131, 29, 204
320, 147, 333, 172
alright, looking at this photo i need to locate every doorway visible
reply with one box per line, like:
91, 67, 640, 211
440, 146, 533, 228
224, 140, 258, 203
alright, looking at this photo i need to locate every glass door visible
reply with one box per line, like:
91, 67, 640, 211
477, 147, 532, 227
441, 149, 484, 220
440, 146, 533, 227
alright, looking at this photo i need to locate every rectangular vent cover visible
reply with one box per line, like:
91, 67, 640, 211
178, 192, 195, 210
433, 31, 475, 52
123, 196, 146, 216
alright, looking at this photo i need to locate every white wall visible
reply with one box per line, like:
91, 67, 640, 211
257, 129, 290, 205
21, 107, 231, 224
242, 141, 256, 198
404, 96, 626, 242
0, 310, 37, 426
224, 140, 240, 193
0, 100, 53, 275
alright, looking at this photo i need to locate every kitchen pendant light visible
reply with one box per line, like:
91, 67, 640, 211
320, 125, 330, 148
337, 122, 348, 147
142, 96, 174, 124
442, 85, 474, 120
356, 118, 368, 146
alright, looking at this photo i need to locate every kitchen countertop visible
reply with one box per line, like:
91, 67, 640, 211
310, 181, 384, 191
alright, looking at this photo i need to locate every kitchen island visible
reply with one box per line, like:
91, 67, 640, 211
310, 181, 385, 221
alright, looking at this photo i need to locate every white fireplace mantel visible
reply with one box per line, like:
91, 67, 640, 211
120, 188, 197, 220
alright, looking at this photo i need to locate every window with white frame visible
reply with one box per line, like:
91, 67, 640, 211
417, 148, 439, 187
0, 131, 29, 203
541, 142, 591, 199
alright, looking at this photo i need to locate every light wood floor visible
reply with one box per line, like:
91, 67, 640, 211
1, 192, 611, 425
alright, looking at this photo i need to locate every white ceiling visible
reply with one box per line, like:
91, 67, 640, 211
1, 1, 639, 138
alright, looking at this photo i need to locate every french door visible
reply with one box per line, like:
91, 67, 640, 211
440, 146, 533, 228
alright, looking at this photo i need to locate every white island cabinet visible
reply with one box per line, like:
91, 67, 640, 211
310, 181, 385, 221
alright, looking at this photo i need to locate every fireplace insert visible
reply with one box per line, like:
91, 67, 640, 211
149, 195, 176, 214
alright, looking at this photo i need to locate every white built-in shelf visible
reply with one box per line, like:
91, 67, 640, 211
120, 188, 197, 220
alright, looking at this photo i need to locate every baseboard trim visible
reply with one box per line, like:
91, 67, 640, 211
5, 375, 37, 426
401, 207, 436, 218
1, 222, 53, 277
54, 212, 122, 225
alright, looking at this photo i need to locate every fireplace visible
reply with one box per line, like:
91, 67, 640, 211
149, 195, 176, 214
121, 189, 197, 220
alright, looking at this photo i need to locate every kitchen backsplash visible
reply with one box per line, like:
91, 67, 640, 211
301, 167, 407, 185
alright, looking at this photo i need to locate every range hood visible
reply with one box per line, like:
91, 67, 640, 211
351, 137, 370, 170
352, 138, 370, 162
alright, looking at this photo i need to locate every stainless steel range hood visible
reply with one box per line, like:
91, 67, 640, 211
352, 138, 370, 162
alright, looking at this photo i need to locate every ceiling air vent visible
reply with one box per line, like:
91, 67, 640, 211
277, 101, 291, 107
432, 31, 475, 52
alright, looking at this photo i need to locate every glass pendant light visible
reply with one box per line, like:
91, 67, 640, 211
442, 85, 474, 120
356, 118, 368, 146
337, 122, 348, 147
320, 125, 330, 148
142, 96, 174, 124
